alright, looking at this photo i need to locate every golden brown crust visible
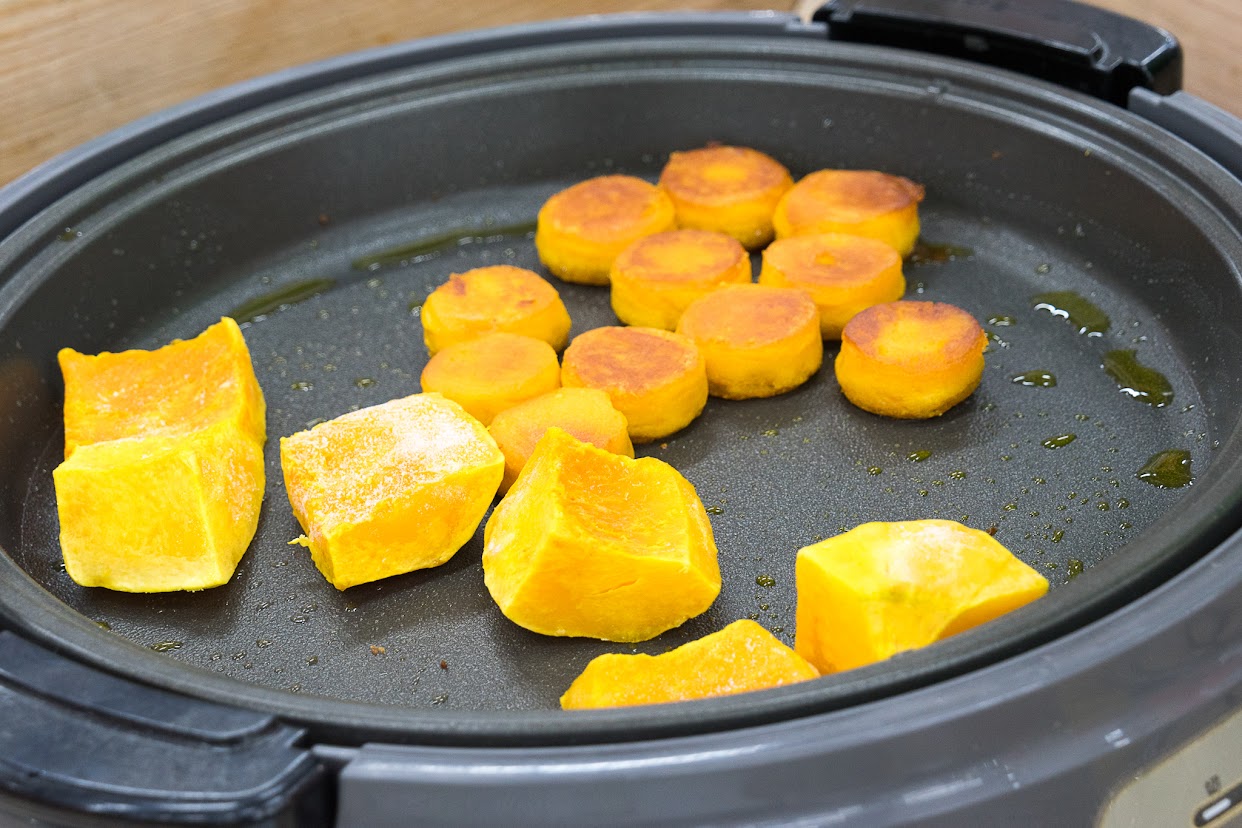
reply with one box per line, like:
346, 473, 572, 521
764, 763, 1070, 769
781, 170, 924, 227
659, 145, 792, 204
540, 175, 668, 241
678, 284, 818, 348
613, 229, 745, 284
562, 327, 699, 392
842, 301, 984, 367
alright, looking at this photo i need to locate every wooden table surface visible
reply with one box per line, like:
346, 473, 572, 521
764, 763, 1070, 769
0, 0, 1237, 186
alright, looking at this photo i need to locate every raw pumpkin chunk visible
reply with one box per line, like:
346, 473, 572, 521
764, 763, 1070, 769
773, 169, 924, 256
420, 332, 561, 426
835, 300, 986, 419
53, 317, 266, 592
535, 175, 677, 285
59, 316, 264, 458
676, 283, 822, 400
280, 392, 503, 590
420, 265, 572, 355
488, 387, 633, 494
483, 428, 720, 642
759, 232, 905, 339
560, 619, 818, 709
795, 520, 1049, 674
658, 145, 794, 249
610, 229, 751, 330
560, 326, 707, 443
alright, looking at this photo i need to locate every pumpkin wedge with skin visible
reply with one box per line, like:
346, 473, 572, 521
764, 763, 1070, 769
795, 520, 1049, 674
483, 428, 720, 642
561, 619, 818, 709
53, 317, 266, 592
281, 392, 503, 590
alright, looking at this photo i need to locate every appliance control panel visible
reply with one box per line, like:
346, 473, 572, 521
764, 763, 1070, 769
1099, 707, 1242, 827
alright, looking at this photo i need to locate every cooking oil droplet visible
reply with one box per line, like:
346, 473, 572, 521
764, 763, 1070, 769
231, 278, 336, 323
354, 377, 377, 388
58, 227, 82, 242
909, 241, 973, 265
949, 470, 966, 480
987, 315, 1016, 327
1102, 350, 1173, 407
431, 693, 449, 706
867, 466, 882, 475
256, 639, 272, 648
1051, 530, 1064, 543
290, 381, 314, 392
756, 574, 776, 588
1031, 291, 1110, 336
95, 620, 111, 630
306, 655, 319, 666
1136, 449, 1192, 488
1042, 433, 1077, 449
705, 505, 724, 515
1067, 558, 1084, 580
908, 450, 932, 462
1011, 370, 1057, 388
762, 428, 779, 437
1035, 263, 1051, 274
150, 640, 183, 652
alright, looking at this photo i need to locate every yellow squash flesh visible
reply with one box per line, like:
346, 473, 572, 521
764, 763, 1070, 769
483, 428, 720, 642
280, 392, 503, 590
53, 317, 266, 592
795, 520, 1049, 673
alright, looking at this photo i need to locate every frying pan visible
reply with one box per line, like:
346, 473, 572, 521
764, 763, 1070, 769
0, 6, 1241, 753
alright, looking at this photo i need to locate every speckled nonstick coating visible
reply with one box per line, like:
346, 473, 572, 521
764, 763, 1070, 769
1, 34, 1240, 746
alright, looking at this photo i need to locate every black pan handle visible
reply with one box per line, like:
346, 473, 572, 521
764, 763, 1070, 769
0, 631, 328, 825
814, 0, 1182, 106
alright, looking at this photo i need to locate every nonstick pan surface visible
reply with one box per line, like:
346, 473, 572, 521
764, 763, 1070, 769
1, 30, 1241, 746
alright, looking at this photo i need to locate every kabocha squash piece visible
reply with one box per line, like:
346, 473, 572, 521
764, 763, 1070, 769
59, 316, 264, 458
676, 283, 822, 400
535, 175, 677, 285
759, 233, 905, 339
658, 145, 794, 249
773, 169, 925, 256
795, 520, 1049, 674
560, 619, 818, 710
610, 229, 751, 330
560, 326, 707, 443
281, 393, 503, 590
835, 300, 986, 419
420, 265, 572, 355
488, 387, 633, 494
420, 332, 561, 426
483, 428, 720, 642
53, 317, 265, 592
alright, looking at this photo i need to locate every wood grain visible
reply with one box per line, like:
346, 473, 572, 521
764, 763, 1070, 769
0, 0, 1237, 186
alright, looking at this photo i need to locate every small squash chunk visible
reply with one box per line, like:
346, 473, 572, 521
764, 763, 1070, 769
560, 619, 818, 709
420, 332, 561, 426
759, 233, 905, 339
773, 170, 925, 256
835, 300, 986, 419
658, 145, 794, 249
610, 229, 751, 330
795, 520, 1049, 674
281, 393, 503, 590
53, 318, 266, 592
59, 316, 264, 459
420, 265, 572, 355
560, 326, 707, 443
483, 428, 720, 642
676, 283, 822, 400
535, 175, 677, 285
488, 387, 633, 494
